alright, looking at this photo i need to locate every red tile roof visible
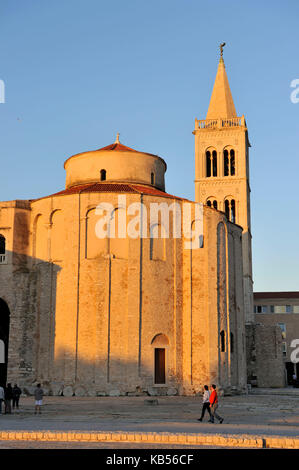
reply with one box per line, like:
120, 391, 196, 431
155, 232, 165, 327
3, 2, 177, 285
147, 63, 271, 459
32, 182, 188, 202
254, 292, 299, 299
96, 142, 138, 152
95, 142, 160, 158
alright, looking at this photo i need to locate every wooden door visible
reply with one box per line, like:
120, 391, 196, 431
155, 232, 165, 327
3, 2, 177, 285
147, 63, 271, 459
155, 348, 165, 384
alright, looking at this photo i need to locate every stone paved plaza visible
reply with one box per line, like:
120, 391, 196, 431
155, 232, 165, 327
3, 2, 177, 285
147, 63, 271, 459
0, 389, 298, 448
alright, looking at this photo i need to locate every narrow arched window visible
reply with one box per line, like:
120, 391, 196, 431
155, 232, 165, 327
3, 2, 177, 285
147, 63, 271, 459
207, 199, 217, 209
224, 149, 229, 176
206, 151, 211, 177
220, 330, 225, 352
230, 332, 234, 353
206, 150, 217, 177
231, 199, 236, 223
224, 199, 236, 223
230, 149, 235, 176
212, 150, 217, 176
224, 148, 236, 176
151, 172, 155, 185
225, 200, 230, 220
0, 235, 5, 254
100, 169, 106, 181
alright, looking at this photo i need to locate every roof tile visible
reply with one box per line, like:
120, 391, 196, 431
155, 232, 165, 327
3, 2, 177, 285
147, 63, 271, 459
32, 182, 188, 202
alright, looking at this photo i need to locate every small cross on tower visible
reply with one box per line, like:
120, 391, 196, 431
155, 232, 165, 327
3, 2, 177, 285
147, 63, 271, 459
220, 42, 226, 59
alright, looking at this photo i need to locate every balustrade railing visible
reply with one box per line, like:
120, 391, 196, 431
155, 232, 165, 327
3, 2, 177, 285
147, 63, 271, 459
196, 116, 245, 129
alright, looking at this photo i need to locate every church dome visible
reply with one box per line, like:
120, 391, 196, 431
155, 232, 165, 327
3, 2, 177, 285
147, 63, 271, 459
64, 134, 167, 191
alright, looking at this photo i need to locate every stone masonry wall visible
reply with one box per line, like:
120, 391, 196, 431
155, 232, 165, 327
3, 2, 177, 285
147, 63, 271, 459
246, 323, 285, 388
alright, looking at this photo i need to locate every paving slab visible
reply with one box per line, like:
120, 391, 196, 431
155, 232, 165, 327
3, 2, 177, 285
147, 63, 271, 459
0, 390, 298, 448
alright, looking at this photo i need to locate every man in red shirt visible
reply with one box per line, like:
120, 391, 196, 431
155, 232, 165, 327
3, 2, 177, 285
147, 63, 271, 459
209, 384, 224, 423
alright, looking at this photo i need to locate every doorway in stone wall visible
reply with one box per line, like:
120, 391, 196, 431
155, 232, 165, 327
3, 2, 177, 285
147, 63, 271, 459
151, 334, 169, 385
154, 348, 165, 384
0, 299, 10, 387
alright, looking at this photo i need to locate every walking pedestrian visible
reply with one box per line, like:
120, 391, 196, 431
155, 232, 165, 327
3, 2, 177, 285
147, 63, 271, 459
197, 385, 211, 422
209, 384, 223, 424
4, 383, 13, 414
34, 383, 44, 415
12, 384, 22, 410
0, 384, 4, 414
292, 373, 297, 387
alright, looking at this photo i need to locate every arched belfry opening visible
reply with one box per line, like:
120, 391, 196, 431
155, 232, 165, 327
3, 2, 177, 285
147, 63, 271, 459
206, 198, 218, 210
224, 198, 236, 223
224, 148, 235, 177
206, 149, 217, 177
0, 298, 10, 387
151, 334, 169, 385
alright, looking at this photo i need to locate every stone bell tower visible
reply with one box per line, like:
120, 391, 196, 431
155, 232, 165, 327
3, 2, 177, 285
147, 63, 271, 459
193, 44, 254, 323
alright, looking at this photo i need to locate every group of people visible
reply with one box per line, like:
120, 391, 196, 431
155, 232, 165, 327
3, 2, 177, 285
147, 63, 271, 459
0, 383, 22, 414
198, 384, 224, 423
2, 382, 223, 422
0, 383, 44, 414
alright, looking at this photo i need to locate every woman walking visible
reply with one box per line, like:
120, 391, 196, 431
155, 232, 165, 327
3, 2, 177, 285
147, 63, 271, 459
209, 384, 224, 424
197, 385, 212, 422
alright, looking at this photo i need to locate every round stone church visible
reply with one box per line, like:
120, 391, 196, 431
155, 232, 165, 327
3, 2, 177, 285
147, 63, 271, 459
0, 56, 249, 396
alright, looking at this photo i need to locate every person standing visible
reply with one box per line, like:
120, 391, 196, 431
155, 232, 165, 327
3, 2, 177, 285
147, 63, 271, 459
0, 385, 4, 414
12, 384, 22, 411
197, 385, 211, 422
34, 383, 44, 415
209, 384, 223, 424
4, 383, 13, 414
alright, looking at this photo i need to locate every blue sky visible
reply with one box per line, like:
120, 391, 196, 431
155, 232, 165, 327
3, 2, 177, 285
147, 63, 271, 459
0, 0, 298, 291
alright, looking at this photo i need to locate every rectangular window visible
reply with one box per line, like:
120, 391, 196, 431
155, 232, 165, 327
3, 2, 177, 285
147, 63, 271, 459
274, 306, 286, 313
270, 305, 275, 313
256, 305, 267, 313
282, 342, 287, 356
278, 323, 286, 339
286, 305, 292, 313
293, 306, 299, 313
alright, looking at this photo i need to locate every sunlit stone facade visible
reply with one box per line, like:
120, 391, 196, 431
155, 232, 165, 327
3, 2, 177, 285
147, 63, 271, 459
0, 135, 247, 396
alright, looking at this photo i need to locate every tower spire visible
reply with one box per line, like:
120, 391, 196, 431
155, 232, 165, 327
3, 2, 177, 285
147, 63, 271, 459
194, 49, 253, 323
206, 44, 237, 120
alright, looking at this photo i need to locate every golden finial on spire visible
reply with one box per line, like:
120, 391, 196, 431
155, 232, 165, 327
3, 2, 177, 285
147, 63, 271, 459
220, 42, 226, 61
115, 132, 120, 144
